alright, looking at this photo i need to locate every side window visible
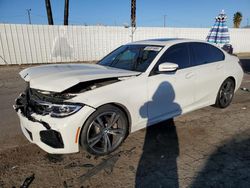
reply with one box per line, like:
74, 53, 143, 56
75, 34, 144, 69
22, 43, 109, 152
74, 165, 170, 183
158, 43, 190, 69
190, 42, 225, 66
190, 43, 210, 66
207, 44, 225, 62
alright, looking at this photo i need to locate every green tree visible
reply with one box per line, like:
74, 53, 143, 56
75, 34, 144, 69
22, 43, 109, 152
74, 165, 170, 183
233, 12, 243, 28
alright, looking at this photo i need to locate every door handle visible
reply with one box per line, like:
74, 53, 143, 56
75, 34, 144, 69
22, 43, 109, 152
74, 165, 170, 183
216, 64, 224, 69
185, 72, 195, 79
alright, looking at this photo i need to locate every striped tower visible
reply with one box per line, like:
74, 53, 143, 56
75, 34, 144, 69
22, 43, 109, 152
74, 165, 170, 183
206, 10, 230, 45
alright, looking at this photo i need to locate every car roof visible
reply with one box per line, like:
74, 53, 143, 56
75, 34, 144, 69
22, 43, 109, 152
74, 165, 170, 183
129, 38, 208, 46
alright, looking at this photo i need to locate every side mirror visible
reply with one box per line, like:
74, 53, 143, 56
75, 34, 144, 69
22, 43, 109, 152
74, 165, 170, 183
158, 62, 179, 72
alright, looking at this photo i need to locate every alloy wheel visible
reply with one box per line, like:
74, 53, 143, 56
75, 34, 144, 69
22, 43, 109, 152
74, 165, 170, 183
219, 80, 234, 107
86, 111, 127, 154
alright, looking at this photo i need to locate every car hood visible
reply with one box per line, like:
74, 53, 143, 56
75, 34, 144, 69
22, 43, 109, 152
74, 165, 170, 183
20, 63, 140, 92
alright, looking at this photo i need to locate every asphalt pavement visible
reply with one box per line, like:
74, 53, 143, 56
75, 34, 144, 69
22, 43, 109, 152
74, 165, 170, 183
0, 58, 249, 187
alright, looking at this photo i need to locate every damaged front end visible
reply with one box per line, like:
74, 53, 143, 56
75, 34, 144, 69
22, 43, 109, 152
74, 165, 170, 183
14, 77, 122, 127
14, 84, 83, 149
14, 77, 121, 119
13, 77, 123, 150
14, 84, 83, 120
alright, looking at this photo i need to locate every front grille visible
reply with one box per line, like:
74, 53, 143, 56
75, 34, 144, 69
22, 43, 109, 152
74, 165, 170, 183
15, 88, 51, 130
16, 88, 54, 116
15, 87, 77, 116
28, 98, 51, 115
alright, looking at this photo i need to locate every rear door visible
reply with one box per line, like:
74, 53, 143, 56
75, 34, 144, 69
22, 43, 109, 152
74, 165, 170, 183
189, 42, 226, 107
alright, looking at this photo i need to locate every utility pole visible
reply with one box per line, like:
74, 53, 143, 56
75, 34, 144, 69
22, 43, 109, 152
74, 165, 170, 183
164, 15, 167, 27
26, 9, 31, 24
131, 0, 136, 41
45, 0, 54, 25
131, 0, 136, 28
64, 0, 69, 25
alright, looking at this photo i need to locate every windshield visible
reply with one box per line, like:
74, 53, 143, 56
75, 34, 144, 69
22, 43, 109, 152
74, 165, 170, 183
98, 45, 163, 72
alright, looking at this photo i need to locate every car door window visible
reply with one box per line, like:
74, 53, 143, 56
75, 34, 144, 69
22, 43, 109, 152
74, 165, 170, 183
190, 42, 225, 66
157, 43, 190, 69
190, 43, 210, 66
207, 44, 225, 62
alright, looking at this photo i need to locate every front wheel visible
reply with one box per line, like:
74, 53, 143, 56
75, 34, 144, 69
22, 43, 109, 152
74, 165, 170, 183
80, 105, 128, 156
215, 78, 235, 108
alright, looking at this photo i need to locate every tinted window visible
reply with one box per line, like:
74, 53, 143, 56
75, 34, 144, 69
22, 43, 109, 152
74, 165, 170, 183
158, 43, 190, 69
190, 42, 225, 66
190, 43, 210, 66
207, 44, 225, 62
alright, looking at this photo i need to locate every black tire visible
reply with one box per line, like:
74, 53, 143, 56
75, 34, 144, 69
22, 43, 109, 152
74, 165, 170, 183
215, 78, 235, 108
80, 104, 128, 156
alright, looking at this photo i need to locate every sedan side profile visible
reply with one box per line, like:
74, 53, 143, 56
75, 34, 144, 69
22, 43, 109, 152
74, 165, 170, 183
14, 39, 243, 155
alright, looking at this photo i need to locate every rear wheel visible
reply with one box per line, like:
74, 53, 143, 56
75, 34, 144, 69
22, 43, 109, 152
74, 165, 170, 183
215, 78, 235, 108
80, 105, 128, 155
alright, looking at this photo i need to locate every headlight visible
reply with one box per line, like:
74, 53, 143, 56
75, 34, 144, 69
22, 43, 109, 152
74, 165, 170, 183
50, 103, 83, 118
32, 100, 84, 118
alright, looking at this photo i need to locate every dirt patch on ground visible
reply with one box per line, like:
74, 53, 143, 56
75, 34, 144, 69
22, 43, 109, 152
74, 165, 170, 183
0, 65, 250, 187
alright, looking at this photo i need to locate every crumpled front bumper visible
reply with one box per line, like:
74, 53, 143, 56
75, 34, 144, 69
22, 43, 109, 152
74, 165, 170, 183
14, 93, 96, 154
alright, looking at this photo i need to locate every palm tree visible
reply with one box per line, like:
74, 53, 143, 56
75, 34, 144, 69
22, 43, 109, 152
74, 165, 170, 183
233, 12, 243, 28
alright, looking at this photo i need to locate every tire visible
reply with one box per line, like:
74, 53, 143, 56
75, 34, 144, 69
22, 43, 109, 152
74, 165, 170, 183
80, 104, 129, 156
215, 78, 235, 108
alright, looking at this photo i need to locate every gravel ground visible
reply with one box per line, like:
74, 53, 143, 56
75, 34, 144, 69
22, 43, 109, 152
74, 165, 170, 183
0, 63, 250, 188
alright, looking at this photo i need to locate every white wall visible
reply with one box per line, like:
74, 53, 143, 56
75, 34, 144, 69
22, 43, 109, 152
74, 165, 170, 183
0, 24, 250, 65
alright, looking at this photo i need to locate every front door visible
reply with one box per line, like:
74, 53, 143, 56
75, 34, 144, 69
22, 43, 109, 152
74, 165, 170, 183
147, 43, 195, 123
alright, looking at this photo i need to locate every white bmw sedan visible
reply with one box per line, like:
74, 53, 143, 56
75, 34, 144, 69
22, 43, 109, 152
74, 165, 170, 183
14, 39, 243, 155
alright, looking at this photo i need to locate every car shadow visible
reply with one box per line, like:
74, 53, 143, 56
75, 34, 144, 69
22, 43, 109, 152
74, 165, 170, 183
135, 81, 181, 188
190, 132, 250, 187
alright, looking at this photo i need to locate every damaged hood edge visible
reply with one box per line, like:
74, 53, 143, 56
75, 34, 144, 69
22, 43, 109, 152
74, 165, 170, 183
19, 64, 140, 92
